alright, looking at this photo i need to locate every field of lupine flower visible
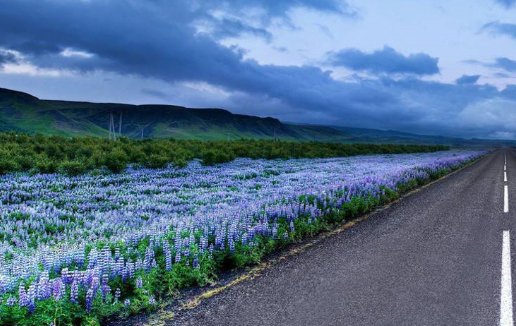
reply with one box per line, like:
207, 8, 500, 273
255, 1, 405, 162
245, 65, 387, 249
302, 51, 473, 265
0, 150, 483, 325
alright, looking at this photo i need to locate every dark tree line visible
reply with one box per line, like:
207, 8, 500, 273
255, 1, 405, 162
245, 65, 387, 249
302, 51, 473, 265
0, 133, 449, 175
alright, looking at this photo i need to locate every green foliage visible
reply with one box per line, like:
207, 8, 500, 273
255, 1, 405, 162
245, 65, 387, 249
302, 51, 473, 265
0, 133, 448, 175
201, 149, 235, 166
145, 154, 169, 169
57, 160, 87, 176
103, 148, 129, 173
0, 157, 18, 175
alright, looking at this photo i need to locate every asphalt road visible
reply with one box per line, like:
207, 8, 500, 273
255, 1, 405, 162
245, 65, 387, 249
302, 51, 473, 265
168, 150, 515, 326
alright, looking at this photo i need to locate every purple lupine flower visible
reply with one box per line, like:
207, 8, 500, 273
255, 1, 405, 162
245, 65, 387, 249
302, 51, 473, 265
52, 278, 64, 301
174, 232, 182, 252
85, 287, 94, 312
70, 279, 79, 304
37, 271, 51, 300
0, 150, 483, 312
136, 276, 143, 289
163, 241, 172, 271
27, 283, 36, 312
143, 247, 155, 272
61, 268, 72, 285
6, 296, 16, 306
102, 283, 111, 302
128, 262, 135, 279
114, 288, 121, 302
100, 273, 109, 301
228, 238, 235, 252
182, 244, 190, 260
18, 284, 28, 308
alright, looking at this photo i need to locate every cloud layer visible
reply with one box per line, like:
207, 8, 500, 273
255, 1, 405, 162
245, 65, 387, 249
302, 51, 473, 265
484, 21, 516, 39
456, 75, 480, 85
328, 46, 440, 75
0, 1, 516, 139
494, 57, 516, 72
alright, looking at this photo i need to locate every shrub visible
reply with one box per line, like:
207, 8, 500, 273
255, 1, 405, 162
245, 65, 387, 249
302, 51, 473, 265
201, 150, 217, 166
34, 157, 57, 174
103, 149, 129, 173
201, 150, 235, 165
145, 154, 169, 169
0, 132, 449, 175
0, 157, 19, 174
57, 160, 87, 176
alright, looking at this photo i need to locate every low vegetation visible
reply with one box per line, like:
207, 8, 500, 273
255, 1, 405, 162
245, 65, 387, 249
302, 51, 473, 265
0, 133, 448, 175
0, 151, 483, 325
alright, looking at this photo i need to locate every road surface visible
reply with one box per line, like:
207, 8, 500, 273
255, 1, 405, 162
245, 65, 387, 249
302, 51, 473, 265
170, 149, 512, 326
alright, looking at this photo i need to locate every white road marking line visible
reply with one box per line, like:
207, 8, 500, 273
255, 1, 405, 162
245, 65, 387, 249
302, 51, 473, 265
501, 230, 514, 326
506, 165, 507, 172
505, 185, 509, 213
506, 172, 508, 182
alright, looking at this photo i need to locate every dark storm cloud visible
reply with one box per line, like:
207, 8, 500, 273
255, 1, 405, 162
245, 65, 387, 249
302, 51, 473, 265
190, 0, 353, 43
456, 75, 480, 85
0, 0, 375, 115
370, 77, 509, 137
192, 0, 350, 42
0, 1, 241, 79
0, 50, 18, 66
328, 46, 440, 75
1, 0, 516, 138
203, 0, 349, 17
206, 17, 273, 42
141, 88, 169, 101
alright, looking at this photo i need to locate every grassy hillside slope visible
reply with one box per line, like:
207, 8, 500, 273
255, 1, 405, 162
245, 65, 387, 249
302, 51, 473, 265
0, 87, 514, 146
0, 87, 344, 140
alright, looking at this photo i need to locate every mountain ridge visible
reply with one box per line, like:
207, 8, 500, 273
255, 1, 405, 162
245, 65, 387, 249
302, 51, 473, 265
0, 86, 512, 147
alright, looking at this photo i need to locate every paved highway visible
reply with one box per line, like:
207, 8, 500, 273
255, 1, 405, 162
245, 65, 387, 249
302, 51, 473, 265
169, 150, 512, 325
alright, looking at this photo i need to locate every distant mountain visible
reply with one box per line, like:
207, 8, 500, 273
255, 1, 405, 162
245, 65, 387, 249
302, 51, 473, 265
329, 126, 474, 146
0, 87, 340, 140
0, 87, 512, 147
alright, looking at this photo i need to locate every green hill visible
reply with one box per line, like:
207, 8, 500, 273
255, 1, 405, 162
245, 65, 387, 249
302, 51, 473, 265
0, 87, 345, 140
0, 86, 513, 147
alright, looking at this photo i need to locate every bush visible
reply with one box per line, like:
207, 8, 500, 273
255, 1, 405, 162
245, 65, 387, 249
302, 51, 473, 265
0, 132, 449, 176
173, 157, 188, 168
201, 150, 235, 166
145, 154, 169, 169
57, 160, 87, 176
103, 149, 129, 173
34, 157, 57, 174
201, 150, 217, 166
0, 157, 19, 174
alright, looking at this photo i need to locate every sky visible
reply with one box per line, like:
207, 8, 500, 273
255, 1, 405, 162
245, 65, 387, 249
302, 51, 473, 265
2, 0, 516, 138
